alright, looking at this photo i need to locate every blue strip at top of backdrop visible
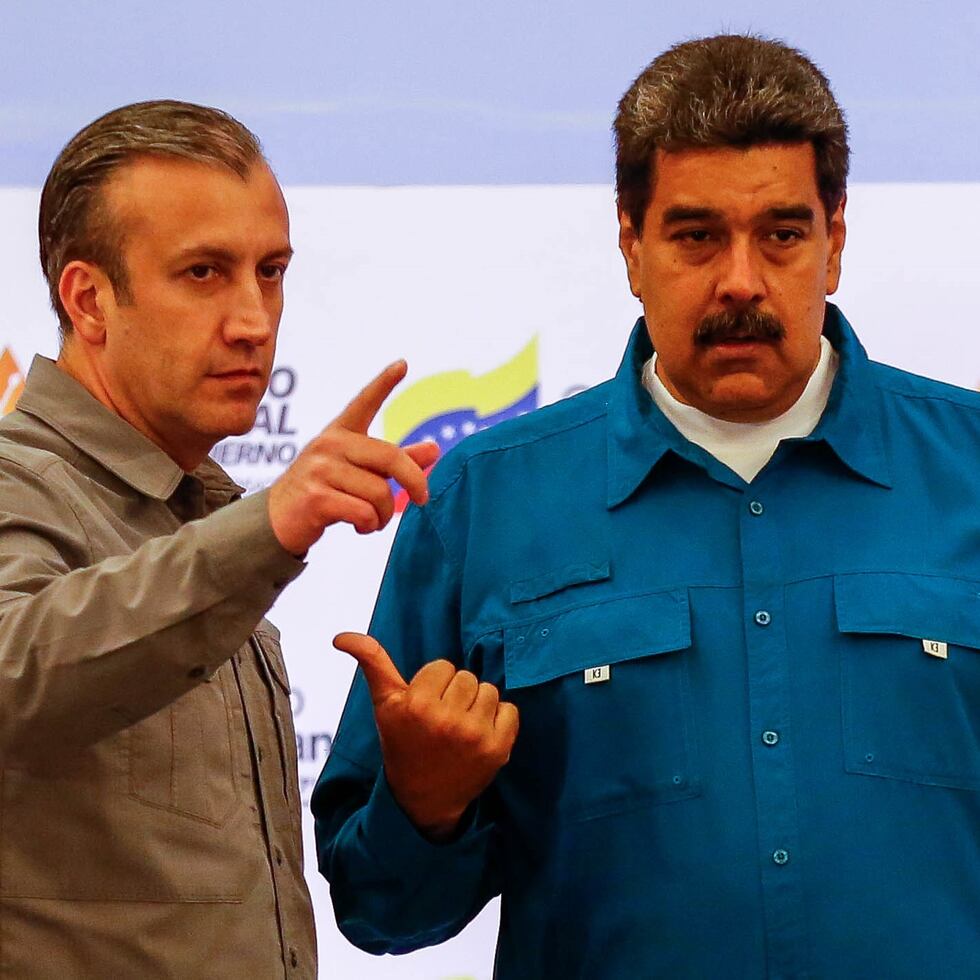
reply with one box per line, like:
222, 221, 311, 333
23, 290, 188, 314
2, 0, 978, 187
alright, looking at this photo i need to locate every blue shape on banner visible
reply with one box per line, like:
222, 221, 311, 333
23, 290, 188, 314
383, 338, 539, 512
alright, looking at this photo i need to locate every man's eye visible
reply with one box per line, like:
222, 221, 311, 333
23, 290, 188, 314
188, 264, 216, 280
770, 228, 803, 244
259, 264, 286, 281
673, 229, 712, 244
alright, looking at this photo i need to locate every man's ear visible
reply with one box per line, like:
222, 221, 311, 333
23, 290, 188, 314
58, 261, 115, 345
617, 206, 644, 301
825, 193, 847, 296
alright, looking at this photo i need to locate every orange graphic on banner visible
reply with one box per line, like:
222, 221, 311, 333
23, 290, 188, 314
0, 349, 24, 415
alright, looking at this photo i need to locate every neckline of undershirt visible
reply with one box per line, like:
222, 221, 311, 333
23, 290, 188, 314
641, 336, 839, 482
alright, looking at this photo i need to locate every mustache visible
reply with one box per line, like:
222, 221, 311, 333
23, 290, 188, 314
694, 310, 786, 347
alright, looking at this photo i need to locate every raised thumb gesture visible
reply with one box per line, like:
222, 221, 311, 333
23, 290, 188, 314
335, 632, 519, 839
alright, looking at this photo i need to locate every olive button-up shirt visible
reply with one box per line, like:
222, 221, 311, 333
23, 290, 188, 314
0, 356, 316, 978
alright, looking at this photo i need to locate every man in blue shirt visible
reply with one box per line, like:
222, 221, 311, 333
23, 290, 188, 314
313, 34, 980, 978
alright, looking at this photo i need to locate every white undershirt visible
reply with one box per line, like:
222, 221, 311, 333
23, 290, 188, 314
641, 336, 839, 482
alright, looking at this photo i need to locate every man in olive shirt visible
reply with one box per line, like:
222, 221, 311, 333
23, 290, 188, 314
0, 101, 437, 977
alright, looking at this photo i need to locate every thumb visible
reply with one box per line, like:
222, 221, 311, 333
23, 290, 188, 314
334, 632, 408, 706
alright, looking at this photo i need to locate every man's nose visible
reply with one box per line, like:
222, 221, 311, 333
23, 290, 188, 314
226, 277, 274, 345
715, 238, 766, 307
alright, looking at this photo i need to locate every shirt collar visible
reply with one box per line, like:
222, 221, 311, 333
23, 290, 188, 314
605, 303, 892, 508
16, 356, 245, 503
802, 304, 891, 490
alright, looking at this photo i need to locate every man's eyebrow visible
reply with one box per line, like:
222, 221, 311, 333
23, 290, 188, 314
172, 246, 237, 264
661, 206, 722, 224
765, 205, 815, 222
659, 205, 817, 225
172, 244, 294, 263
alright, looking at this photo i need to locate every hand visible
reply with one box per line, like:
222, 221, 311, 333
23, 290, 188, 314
334, 632, 520, 839
268, 361, 440, 554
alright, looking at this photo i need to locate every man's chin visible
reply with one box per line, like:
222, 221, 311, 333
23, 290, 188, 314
698, 376, 784, 422
202, 409, 262, 442
225, 418, 260, 438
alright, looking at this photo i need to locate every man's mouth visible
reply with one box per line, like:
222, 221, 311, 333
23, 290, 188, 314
210, 368, 263, 379
708, 337, 778, 352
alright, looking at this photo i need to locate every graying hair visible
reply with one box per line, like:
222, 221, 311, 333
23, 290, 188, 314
39, 99, 264, 340
614, 35, 849, 233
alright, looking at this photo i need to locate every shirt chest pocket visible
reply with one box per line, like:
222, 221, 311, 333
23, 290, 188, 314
127, 660, 240, 826
500, 576, 701, 822
836, 572, 980, 791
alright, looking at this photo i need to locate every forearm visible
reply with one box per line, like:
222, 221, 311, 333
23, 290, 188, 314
0, 490, 303, 761
314, 497, 501, 947
314, 750, 499, 953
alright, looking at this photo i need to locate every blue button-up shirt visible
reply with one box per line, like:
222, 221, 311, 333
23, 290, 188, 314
313, 305, 980, 979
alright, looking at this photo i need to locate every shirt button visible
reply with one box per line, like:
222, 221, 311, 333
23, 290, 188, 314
290, 948, 299, 968
772, 848, 790, 865
749, 500, 764, 516
274, 846, 284, 867
754, 610, 772, 627
257, 745, 264, 763
761, 730, 780, 746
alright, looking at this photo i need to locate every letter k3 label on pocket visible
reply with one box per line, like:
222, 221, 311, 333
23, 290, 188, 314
922, 639, 948, 659
584, 665, 611, 684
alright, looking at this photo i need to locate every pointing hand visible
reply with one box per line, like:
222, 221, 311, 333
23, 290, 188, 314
268, 361, 440, 554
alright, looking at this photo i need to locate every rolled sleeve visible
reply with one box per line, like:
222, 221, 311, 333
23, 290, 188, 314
314, 499, 502, 953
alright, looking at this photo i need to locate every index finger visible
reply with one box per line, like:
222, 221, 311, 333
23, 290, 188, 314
334, 632, 408, 706
335, 361, 408, 434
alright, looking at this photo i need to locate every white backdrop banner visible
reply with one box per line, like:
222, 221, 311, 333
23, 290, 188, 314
2, 182, 979, 979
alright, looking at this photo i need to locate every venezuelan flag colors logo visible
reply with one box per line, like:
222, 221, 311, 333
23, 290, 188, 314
0, 349, 24, 415
383, 337, 538, 512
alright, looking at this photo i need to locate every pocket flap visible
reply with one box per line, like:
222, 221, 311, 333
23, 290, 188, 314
509, 559, 611, 604
834, 572, 980, 650
504, 588, 690, 689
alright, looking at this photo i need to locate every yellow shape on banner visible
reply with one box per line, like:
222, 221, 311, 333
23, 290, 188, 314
383, 336, 538, 445
0, 348, 24, 415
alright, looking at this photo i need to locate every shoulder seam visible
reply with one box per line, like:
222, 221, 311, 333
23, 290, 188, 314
0, 446, 67, 479
873, 371, 980, 412
417, 504, 463, 578
430, 406, 607, 505
0, 453, 95, 558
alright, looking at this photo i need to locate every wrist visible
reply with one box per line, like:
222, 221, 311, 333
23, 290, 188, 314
386, 779, 467, 841
414, 812, 466, 842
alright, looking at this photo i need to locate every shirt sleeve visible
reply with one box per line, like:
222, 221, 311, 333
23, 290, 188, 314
312, 501, 503, 953
0, 457, 304, 763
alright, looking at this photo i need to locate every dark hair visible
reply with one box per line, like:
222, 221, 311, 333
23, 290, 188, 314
614, 34, 849, 233
39, 99, 264, 340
